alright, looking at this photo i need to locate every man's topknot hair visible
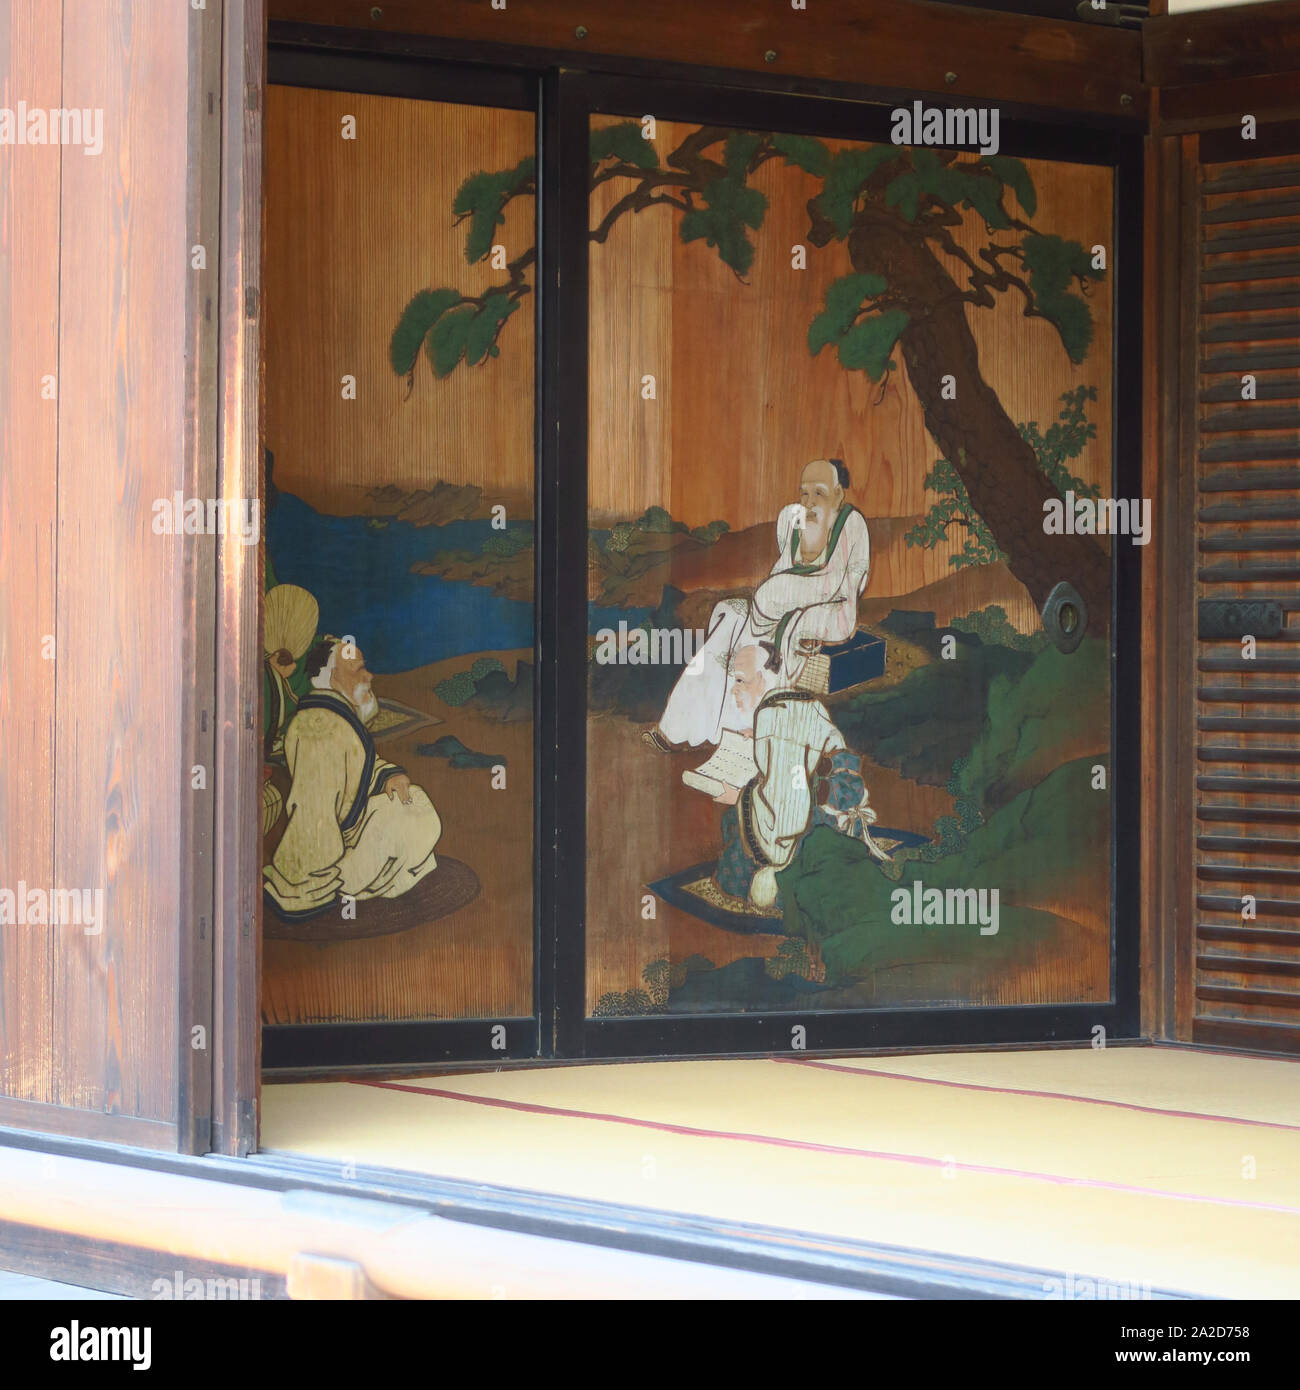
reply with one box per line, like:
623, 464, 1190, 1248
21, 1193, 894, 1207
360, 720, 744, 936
303, 636, 337, 681
829, 457, 850, 490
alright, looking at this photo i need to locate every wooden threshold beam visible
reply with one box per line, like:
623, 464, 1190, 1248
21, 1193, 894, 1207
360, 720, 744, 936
0, 1144, 869, 1299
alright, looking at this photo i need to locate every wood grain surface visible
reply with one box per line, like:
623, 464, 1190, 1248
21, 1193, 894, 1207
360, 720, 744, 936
0, 0, 198, 1145
264, 86, 535, 515
0, 0, 61, 1105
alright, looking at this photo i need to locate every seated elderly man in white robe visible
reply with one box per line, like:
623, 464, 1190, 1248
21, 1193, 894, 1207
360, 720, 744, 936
647, 457, 870, 751
263, 635, 442, 919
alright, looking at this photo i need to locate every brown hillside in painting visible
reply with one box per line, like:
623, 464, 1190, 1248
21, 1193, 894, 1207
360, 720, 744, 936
591, 513, 1038, 633
857, 561, 1039, 634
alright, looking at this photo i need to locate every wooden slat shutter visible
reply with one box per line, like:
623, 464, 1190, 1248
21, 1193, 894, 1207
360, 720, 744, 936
1193, 149, 1300, 1055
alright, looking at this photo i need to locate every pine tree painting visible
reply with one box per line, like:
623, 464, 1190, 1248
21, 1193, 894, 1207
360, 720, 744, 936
391, 123, 1110, 632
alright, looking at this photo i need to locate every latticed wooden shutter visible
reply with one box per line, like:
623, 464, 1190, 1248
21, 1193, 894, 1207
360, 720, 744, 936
1193, 149, 1300, 1054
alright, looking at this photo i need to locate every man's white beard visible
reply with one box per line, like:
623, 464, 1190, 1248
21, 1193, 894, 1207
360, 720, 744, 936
802, 508, 830, 554
731, 674, 773, 728
351, 680, 379, 724
732, 693, 759, 729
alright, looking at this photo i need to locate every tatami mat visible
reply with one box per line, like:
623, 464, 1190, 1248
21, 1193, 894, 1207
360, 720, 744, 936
262, 1046, 1300, 1298
834, 1045, 1300, 1128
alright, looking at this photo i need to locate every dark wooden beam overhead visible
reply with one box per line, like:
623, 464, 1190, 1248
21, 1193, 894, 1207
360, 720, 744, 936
268, 0, 1146, 117
1146, 0, 1300, 89
1157, 76, 1300, 138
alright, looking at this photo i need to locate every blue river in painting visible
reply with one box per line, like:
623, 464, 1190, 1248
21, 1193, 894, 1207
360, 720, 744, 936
269, 494, 686, 673
267, 493, 534, 674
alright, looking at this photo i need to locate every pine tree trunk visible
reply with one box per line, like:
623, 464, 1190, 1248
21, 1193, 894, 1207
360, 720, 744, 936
846, 216, 1111, 637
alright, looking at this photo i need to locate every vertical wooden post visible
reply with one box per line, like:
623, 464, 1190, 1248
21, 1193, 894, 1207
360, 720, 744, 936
0, 0, 61, 1108
211, 0, 266, 1157
1142, 122, 1201, 1043
178, 0, 225, 1155
1172, 134, 1201, 1042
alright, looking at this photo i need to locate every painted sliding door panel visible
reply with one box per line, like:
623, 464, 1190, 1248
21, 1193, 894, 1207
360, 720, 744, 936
261, 86, 536, 1025
0, 0, 60, 1105
585, 116, 1116, 1017
1193, 150, 1300, 1056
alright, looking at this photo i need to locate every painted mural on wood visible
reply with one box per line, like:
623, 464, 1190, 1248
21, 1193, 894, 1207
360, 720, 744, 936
583, 118, 1115, 1014
261, 87, 535, 1023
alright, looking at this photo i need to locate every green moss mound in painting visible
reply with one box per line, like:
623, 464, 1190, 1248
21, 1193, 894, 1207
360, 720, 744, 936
832, 620, 1036, 786
954, 634, 1109, 815
949, 604, 1047, 654
415, 735, 504, 771
593, 954, 718, 1017
777, 753, 1108, 987
661, 627, 1111, 1008
435, 660, 503, 707
434, 656, 533, 722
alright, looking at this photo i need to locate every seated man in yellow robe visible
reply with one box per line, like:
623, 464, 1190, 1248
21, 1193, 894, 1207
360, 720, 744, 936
262, 635, 442, 919
262, 583, 319, 838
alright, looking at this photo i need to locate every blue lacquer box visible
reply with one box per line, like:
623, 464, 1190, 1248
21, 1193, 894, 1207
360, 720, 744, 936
821, 628, 887, 693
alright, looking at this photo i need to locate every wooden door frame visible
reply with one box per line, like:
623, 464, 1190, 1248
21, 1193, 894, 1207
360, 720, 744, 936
0, 0, 254, 1157
24, 0, 1298, 1161
241, 23, 1146, 1079
208, 0, 268, 1157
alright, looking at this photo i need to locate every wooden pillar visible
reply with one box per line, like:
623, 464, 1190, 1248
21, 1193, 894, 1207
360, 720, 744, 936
0, 0, 262, 1152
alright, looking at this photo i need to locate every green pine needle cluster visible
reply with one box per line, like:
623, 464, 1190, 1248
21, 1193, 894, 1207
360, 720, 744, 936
679, 158, 768, 278
1020, 234, 1103, 364
389, 288, 463, 376
813, 146, 900, 236
453, 156, 536, 264
886, 149, 1011, 229
389, 286, 521, 379
392, 126, 1100, 405
808, 273, 907, 382
389, 158, 535, 380
590, 122, 658, 172
770, 132, 831, 178
984, 156, 1037, 216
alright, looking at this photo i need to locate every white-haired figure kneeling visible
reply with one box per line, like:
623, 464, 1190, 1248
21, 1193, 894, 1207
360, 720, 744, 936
263, 635, 442, 920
